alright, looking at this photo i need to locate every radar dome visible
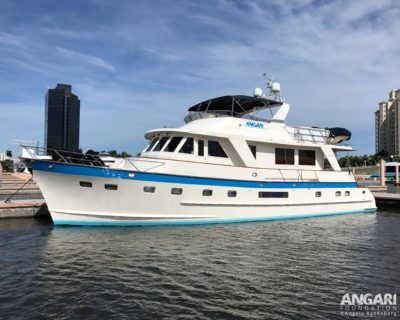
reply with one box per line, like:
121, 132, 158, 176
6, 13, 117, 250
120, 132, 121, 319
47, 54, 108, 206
271, 82, 280, 93
254, 88, 263, 97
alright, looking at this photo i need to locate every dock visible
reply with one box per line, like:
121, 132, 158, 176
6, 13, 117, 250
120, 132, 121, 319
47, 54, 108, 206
372, 192, 400, 205
0, 173, 48, 219
0, 200, 49, 219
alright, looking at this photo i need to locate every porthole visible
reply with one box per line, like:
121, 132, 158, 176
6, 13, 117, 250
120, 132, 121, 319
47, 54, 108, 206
171, 188, 183, 195
144, 186, 156, 193
79, 181, 92, 188
335, 191, 341, 196
315, 191, 322, 197
345, 191, 350, 196
202, 189, 213, 196
227, 190, 237, 197
105, 184, 118, 191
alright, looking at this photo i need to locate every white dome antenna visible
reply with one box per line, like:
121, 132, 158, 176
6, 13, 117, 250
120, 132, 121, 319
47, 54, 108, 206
263, 73, 282, 101
254, 88, 263, 97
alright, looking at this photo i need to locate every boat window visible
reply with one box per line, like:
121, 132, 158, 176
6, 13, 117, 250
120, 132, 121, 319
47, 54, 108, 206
153, 136, 170, 151
105, 184, 118, 191
315, 191, 322, 197
335, 191, 341, 196
79, 181, 92, 188
179, 137, 194, 154
202, 189, 213, 196
145, 137, 159, 152
165, 137, 183, 152
248, 145, 257, 159
171, 188, 183, 195
198, 140, 204, 156
259, 191, 289, 198
208, 140, 227, 158
227, 190, 237, 197
275, 148, 294, 165
345, 191, 350, 196
144, 186, 156, 193
299, 150, 316, 166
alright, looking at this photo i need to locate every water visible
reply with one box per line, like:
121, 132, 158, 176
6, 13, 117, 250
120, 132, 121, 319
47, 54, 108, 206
1, 210, 400, 320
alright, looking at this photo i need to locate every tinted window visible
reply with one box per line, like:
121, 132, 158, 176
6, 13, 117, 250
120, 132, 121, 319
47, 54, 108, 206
153, 137, 170, 151
248, 145, 257, 159
105, 184, 118, 190
299, 150, 316, 165
202, 189, 213, 196
146, 137, 159, 152
275, 148, 294, 165
179, 138, 194, 154
208, 140, 227, 158
165, 137, 183, 152
259, 191, 289, 198
198, 140, 204, 156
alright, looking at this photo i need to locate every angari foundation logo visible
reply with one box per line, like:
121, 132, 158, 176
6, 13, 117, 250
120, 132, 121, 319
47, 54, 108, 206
340, 293, 397, 318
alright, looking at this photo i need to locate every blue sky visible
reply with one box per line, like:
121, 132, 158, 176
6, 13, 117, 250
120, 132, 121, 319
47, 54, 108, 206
1, 0, 399, 156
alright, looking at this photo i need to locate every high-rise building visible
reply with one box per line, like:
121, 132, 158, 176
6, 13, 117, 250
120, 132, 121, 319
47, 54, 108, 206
44, 84, 80, 152
375, 89, 400, 155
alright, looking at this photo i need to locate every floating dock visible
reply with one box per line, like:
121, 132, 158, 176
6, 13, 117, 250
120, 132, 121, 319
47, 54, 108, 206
0, 173, 48, 219
0, 200, 49, 219
372, 192, 400, 205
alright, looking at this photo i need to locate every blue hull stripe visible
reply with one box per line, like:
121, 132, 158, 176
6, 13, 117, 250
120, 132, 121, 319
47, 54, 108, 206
52, 208, 376, 227
32, 160, 358, 189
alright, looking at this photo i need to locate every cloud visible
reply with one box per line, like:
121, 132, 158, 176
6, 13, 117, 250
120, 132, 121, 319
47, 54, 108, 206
56, 46, 116, 72
0, 0, 400, 155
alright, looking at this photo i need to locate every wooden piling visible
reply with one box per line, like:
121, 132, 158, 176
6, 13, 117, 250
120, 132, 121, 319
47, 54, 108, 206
380, 159, 386, 187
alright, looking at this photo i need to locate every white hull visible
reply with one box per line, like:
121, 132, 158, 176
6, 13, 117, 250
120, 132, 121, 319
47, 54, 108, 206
33, 161, 376, 226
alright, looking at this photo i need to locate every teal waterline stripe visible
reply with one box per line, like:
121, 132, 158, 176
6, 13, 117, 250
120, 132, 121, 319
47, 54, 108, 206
52, 208, 376, 227
32, 160, 358, 189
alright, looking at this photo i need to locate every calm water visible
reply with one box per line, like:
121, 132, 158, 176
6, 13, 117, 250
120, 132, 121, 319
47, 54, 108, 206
1, 209, 400, 320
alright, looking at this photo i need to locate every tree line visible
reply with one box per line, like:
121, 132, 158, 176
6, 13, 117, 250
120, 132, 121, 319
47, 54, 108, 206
337, 150, 391, 168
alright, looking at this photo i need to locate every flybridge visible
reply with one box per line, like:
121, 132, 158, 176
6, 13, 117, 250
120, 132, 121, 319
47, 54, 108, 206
184, 95, 287, 124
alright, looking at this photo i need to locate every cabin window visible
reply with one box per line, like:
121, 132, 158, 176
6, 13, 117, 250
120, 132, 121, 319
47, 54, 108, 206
299, 150, 316, 166
198, 140, 204, 156
153, 136, 169, 151
259, 191, 289, 198
208, 140, 227, 158
144, 186, 156, 193
146, 137, 159, 152
335, 191, 341, 196
165, 137, 183, 152
275, 148, 295, 165
345, 191, 350, 196
248, 145, 257, 159
227, 190, 237, 197
315, 191, 322, 197
202, 189, 213, 196
179, 137, 194, 154
105, 184, 118, 191
171, 188, 183, 195
79, 181, 92, 188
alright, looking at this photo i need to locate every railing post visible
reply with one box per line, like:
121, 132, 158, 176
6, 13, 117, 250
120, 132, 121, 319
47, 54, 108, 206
395, 163, 399, 186
380, 159, 386, 187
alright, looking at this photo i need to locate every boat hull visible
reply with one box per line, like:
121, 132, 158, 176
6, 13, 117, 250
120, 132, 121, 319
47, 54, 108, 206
32, 161, 377, 226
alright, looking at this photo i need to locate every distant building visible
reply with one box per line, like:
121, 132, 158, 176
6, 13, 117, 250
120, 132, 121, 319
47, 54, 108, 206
375, 89, 400, 155
44, 84, 80, 152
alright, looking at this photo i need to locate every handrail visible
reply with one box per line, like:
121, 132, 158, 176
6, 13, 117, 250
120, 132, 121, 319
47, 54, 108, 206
21, 145, 105, 167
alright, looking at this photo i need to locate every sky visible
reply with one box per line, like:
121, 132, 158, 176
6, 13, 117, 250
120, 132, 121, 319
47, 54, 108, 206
0, 0, 399, 157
